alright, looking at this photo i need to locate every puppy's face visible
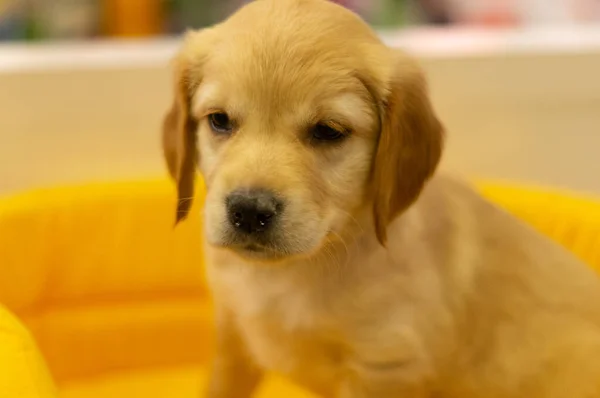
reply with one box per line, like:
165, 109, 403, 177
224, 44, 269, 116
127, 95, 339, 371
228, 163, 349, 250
198, 52, 378, 260
163, 0, 443, 262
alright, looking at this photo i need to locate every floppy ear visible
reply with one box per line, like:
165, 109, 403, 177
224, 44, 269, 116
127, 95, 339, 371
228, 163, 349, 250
372, 53, 444, 245
162, 29, 215, 223
162, 53, 199, 223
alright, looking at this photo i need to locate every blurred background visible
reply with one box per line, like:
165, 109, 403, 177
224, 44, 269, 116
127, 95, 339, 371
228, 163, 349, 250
1, 0, 600, 41
1, 0, 600, 196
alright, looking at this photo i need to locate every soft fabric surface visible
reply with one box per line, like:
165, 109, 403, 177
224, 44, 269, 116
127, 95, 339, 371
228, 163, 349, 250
0, 305, 56, 398
0, 179, 599, 397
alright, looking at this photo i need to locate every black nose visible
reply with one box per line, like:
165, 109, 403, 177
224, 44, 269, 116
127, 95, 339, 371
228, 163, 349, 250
226, 189, 281, 234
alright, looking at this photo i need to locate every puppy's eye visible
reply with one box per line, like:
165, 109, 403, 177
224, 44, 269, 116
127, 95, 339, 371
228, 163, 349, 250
208, 112, 234, 134
311, 123, 345, 142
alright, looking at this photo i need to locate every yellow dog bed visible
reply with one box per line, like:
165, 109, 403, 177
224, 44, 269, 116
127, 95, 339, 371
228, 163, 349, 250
1, 180, 599, 398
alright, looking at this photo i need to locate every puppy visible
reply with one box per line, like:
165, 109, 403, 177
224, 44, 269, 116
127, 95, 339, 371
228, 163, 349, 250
162, 0, 600, 397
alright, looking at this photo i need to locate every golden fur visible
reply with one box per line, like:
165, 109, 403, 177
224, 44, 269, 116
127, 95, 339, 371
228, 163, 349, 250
162, 1, 600, 397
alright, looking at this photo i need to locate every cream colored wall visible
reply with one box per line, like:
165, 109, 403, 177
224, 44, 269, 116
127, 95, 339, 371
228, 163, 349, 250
429, 52, 600, 194
1, 29, 599, 196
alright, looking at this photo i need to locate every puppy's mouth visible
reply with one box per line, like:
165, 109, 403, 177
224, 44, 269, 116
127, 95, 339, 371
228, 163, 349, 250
241, 242, 267, 253
226, 239, 290, 261
214, 224, 329, 262
215, 231, 329, 263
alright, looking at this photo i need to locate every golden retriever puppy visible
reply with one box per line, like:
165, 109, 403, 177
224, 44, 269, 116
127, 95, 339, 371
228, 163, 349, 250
162, 0, 600, 397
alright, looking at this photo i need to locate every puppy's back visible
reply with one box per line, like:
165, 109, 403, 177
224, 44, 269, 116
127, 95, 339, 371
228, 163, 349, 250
419, 176, 600, 397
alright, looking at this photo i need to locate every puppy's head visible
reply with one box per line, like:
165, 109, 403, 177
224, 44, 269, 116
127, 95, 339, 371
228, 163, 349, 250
163, 0, 443, 261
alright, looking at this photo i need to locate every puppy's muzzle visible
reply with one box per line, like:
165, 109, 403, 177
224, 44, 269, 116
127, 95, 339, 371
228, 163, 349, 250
226, 189, 282, 235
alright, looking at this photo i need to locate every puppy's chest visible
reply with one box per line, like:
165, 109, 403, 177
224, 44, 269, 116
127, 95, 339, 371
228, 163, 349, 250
209, 264, 344, 388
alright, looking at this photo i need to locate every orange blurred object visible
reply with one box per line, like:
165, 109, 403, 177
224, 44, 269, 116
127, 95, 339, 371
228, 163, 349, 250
103, 0, 163, 37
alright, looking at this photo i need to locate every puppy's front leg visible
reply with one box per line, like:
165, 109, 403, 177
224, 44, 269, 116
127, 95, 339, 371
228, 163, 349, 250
206, 307, 262, 398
